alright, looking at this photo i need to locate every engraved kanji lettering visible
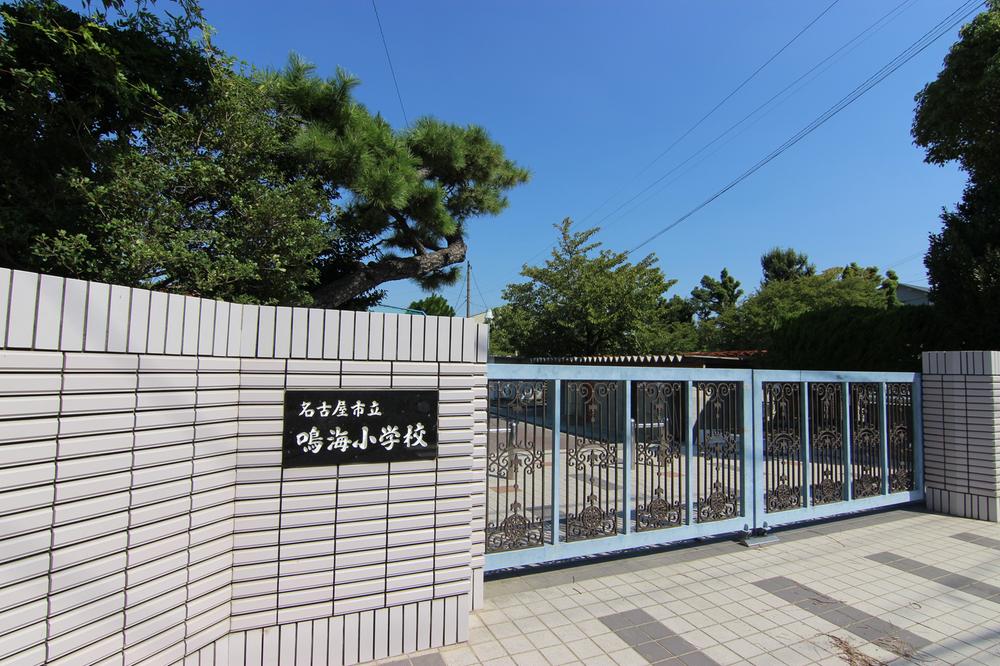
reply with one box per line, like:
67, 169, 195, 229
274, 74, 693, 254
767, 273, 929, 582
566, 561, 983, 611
378, 425, 401, 451
352, 425, 376, 449
327, 427, 351, 452
404, 422, 428, 448
295, 426, 323, 453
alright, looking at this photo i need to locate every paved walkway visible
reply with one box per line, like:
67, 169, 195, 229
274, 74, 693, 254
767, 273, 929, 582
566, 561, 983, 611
380, 509, 1000, 665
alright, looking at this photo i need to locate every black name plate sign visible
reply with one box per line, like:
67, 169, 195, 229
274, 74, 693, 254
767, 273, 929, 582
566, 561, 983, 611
282, 390, 438, 467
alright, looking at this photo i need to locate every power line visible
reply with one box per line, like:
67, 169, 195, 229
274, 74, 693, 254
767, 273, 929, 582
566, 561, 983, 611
626, 0, 985, 257
575, 0, 842, 228
886, 250, 926, 270
477, 0, 912, 301
595, 0, 919, 229
470, 267, 491, 312
371, 0, 409, 127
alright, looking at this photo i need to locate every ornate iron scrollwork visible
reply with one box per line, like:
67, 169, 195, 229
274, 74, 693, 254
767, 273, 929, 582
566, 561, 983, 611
633, 381, 684, 531
850, 383, 882, 499
694, 382, 743, 523
808, 383, 845, 505
762, 383, 802, 513
564, 381, 621, 541
485, 380, 548, 553
700, 481, 738, 521
886, 383, 915, 492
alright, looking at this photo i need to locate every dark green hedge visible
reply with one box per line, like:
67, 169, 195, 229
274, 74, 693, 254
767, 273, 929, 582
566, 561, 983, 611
763, 305, 960, 372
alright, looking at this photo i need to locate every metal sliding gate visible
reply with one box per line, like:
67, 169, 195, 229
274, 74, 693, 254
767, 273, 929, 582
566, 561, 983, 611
484, 365, 923, 571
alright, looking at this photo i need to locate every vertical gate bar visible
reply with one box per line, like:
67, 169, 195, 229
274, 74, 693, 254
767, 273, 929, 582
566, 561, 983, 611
879, 382, 890, 495
551, 379, 561, 546
801, 381, 812, 508
685, 380, 695, 525
749, 373, 764, 530
913, 377, 924, 495
623, 381, 633, 536
842, 382, 853, 501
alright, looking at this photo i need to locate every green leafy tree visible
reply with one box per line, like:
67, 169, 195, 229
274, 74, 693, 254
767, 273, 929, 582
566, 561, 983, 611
408, 294, 455, 317
34, 63, 332, 305
0, 0, 213, 269
269, 57, 529, 306
912, 1, 1000, 346
690, 268, 743, 320
1, 3, 528, 307
714, 265, 897, 350
760, 247, 815, 285
490, 219, 681, 357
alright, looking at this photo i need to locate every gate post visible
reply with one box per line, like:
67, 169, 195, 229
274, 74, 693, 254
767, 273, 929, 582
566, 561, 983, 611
879, 382, 890, 496
623, 381, 633, 536
801, 382, 812, 508
842, 382, 853, 501
685, 381, 695, 525
750, 374, 765, 531
551, 380, 562, 544
922, 351, 1000, 522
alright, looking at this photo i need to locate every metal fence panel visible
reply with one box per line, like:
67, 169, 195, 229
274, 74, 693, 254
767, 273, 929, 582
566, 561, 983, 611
484, 365, 923, 571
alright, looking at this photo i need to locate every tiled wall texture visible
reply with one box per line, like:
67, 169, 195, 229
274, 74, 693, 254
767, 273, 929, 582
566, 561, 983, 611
0, 268, 488, 665
922, 351, 1000, 523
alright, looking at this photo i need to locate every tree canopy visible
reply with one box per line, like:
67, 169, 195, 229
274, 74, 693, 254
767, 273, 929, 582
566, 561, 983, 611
407, 294, 455, 317
0, 0, 212, 269
490, 219, 687, 357
0, 0, 528, 307
760, 247, 815, 285
689, 268, 743, 320
912, 0, 1000, 346
710, 264, 899, 351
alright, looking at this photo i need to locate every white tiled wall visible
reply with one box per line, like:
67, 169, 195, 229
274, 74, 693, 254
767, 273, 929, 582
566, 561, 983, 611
922, 351, 1000, 523
0, 268, 488, 665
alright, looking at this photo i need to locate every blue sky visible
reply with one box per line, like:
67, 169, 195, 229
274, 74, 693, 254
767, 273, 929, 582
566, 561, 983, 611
205, 0, 973, 313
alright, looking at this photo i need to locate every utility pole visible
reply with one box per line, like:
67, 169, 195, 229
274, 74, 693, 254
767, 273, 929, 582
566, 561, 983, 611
466, 261, 471, 318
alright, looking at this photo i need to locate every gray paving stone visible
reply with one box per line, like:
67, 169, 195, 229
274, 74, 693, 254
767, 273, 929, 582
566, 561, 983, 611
866, 552, 1000, 602
753, 575, 931, 657
678, 652, 720, 666
634, 639, 673, 662
618, 608, 658, 627
657, 635, 698, 657
637, 621, 674, 640
952, 531, 1000, 550
614, 626, 653, 646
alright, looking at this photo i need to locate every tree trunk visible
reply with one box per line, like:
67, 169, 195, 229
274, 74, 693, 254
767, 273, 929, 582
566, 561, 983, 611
311, 237, 468, 308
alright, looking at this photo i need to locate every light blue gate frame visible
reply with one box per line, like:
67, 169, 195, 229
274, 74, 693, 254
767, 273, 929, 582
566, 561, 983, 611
751, 369, 923, 531
484, 364, 923, 572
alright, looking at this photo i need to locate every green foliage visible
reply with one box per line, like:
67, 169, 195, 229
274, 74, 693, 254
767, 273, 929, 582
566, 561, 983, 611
710, 265, 896, 351
912, 1, 1000, 181
408, 294, 455, 317
690, 268, 743, 320
0, 0, 214, 269
923, 185, 1000, 345
767, 305, 954, 371
270, 57, 529, 304
912, 1, 1000, 347
760, 247, 815, 285
33, 64, 331, 304
490, 219, 683, 357
0, 3, 528, 307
